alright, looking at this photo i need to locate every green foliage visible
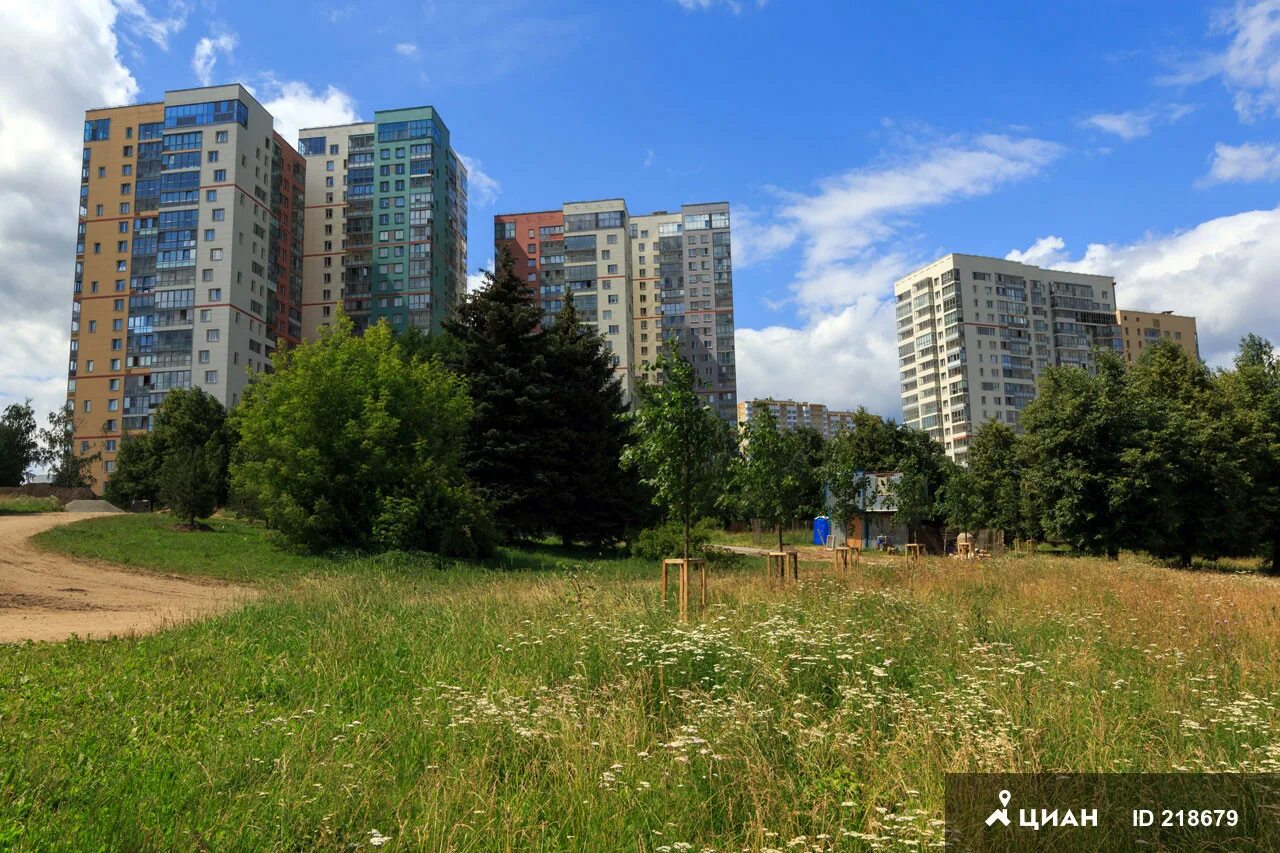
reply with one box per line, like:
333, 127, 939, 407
624, 342, 735, 559
396, 325, 464, 365
158, 446, 220, 525
103, 433, 162, 509
1221, 334, 1280, 571
731, 406, 809, 550
944, 421, 1025, 538
822, 408, 898, 532
790, 425, 828, 520
0, 496, 61, 515
37, 408, 98, 489
443, 249, 554, 541
230, 317, 493, 557
541, 292, 649, 547
629, 518, 718, 560
889, 425, 954, 534
0, 399, 38, 486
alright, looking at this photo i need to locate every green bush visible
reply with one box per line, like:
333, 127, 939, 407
630, 519, 719, 560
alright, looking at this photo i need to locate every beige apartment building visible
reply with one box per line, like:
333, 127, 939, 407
1117, 309, 1198, 363
895, 253, 1121, 463
737, 399, 859, 439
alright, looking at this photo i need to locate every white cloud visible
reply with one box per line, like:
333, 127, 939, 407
643, 148, 655, 168
1005, 235, 1069, 267
1082, 110, 1156, 140
1162, 0, 1280, 122
191, 33, 236, 87
394, 42, 418, 58
254, 80, 359, 147
673, 0, 765, 11
734, 134, 1063, 416
113, 0, 187, 50
1203, 141, 1280, 183
468, 257, 494, 293
458, 154, 500, 206
0, 2, 139, 424
1006, 208, 1280, 367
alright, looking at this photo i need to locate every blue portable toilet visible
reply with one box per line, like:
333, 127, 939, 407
813, 516, 831, 547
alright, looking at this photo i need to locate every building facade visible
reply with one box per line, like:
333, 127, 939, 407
737, 398, 860, 439
895, 253, 1121, 463
1117, 309, 1199, 364
298, 107, 467, 339
71, 84, 304, 484
495, 200, 737, 423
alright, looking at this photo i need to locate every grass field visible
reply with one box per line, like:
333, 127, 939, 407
0, 496, 61, 516
5, 515, 1280, 851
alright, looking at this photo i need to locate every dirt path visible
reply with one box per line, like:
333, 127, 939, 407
0, 513, 254, 644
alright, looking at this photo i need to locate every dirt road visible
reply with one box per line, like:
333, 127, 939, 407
0, 513, 253, 643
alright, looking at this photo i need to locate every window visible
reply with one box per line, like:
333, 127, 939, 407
105, 439, 117, 452
121, 164, 132, 176
108, 379, 120, 391
202, 269, 214, 282
204, 370, 218, 384
204, 229, 215, 241
210, 248, 223, 260
86, 360, 94, 372
112, 319, 123, 331
607, 264, 618, 274
207, 150, 219, 163
117, 241, 127, 252
206, 190, 217, 202
88, 320, 97, 332
215, 130, 228, 143
213, 169, 227, 182
208, 288, 221, 301
206, 329, 220, 342
120, 183, 130, 195
107, 399, 119, 412
198, 350, 210, 364
607, 234, 618, 244
200, 309, 212, 322
83, 400, 92, 413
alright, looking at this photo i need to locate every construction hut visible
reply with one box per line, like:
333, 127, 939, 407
826, 471, 910, 550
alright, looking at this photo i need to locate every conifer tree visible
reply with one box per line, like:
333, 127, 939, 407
444, 249, 554, 541
542, 291, 645, 546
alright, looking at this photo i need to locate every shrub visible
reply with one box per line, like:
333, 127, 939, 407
630, 519, 718, 560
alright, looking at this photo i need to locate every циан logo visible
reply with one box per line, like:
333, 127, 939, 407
985, 789, 1012, 827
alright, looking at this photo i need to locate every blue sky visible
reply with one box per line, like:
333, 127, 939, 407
5, 0, 1280, 422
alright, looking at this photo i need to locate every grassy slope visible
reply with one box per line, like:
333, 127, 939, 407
4, 516, 1280, 850
0, 497, 61, 516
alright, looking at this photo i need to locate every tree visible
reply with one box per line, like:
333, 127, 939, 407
159, 446, 219, 526
889, 424, 954, 542
822, 409, 898, 545
104, 388, 230, 510
1019, 352, 1136, 558
791, 426, 827, 521
624, 342, 734, 560
397, 325, 464, 366
964, 421, 1025, 540
103, 433, 163, 509
0, 400, 38, 486
732, 406, 808, 550
443, 249, 554, 541
37, 408, 98, 489
542, 292, 647, 547
1120, 340, 1249, 566
230, 317, 493, 556
1221, 334, 1280, 572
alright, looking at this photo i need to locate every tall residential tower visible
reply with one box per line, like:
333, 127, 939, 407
894, 253, 1121, 463
71, 84, 304, 484
298, 107, 468, 338
494, 200, 737, 423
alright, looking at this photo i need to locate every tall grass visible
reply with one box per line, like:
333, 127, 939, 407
5, 517, 1280, 850
0, 496, 61, 515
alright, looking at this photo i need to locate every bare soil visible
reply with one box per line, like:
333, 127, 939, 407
0, 513, 253, 643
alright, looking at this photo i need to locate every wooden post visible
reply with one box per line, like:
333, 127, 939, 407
679, 559, 688, 621
905, 543, 923, 564
833, 545, 851, 576
661, 558, 706, 620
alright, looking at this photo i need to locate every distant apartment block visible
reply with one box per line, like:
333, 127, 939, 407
298, 107, 467, 338
70, 84, 305, 484
895, 253, 1121, 463
1117, 309, 1198, 363
494, 200, 737, 423
737, 399, 859, 439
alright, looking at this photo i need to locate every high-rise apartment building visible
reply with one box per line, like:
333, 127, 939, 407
298, 107, 467, 338
71, 84, 304, 484
494, 200, 737, 422
737, 399, 860, 439
1117, 309, 1199, 364
895, 253, 1121, 463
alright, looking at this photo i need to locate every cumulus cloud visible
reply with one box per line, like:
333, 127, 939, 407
254, 80, 359, 147
458, 154, 500, 206
0, 2, 139, 423
734, 134, 1063, 416
468, 257, 495, 293
1005, 235, 1069, 267
1006, 208, 1280, 366
191, 33, 236, 86
1202, 141, 1280, 183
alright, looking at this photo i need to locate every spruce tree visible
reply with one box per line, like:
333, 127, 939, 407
444, 248, 554, 541
542, 291, 645, 547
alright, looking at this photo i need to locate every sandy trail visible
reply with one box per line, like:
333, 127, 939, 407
0, 513, 254, 643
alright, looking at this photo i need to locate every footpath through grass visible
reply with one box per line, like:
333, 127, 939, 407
6, 516, 1280, 851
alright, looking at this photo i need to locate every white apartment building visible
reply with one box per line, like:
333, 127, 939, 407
895, 253, 1120, 462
